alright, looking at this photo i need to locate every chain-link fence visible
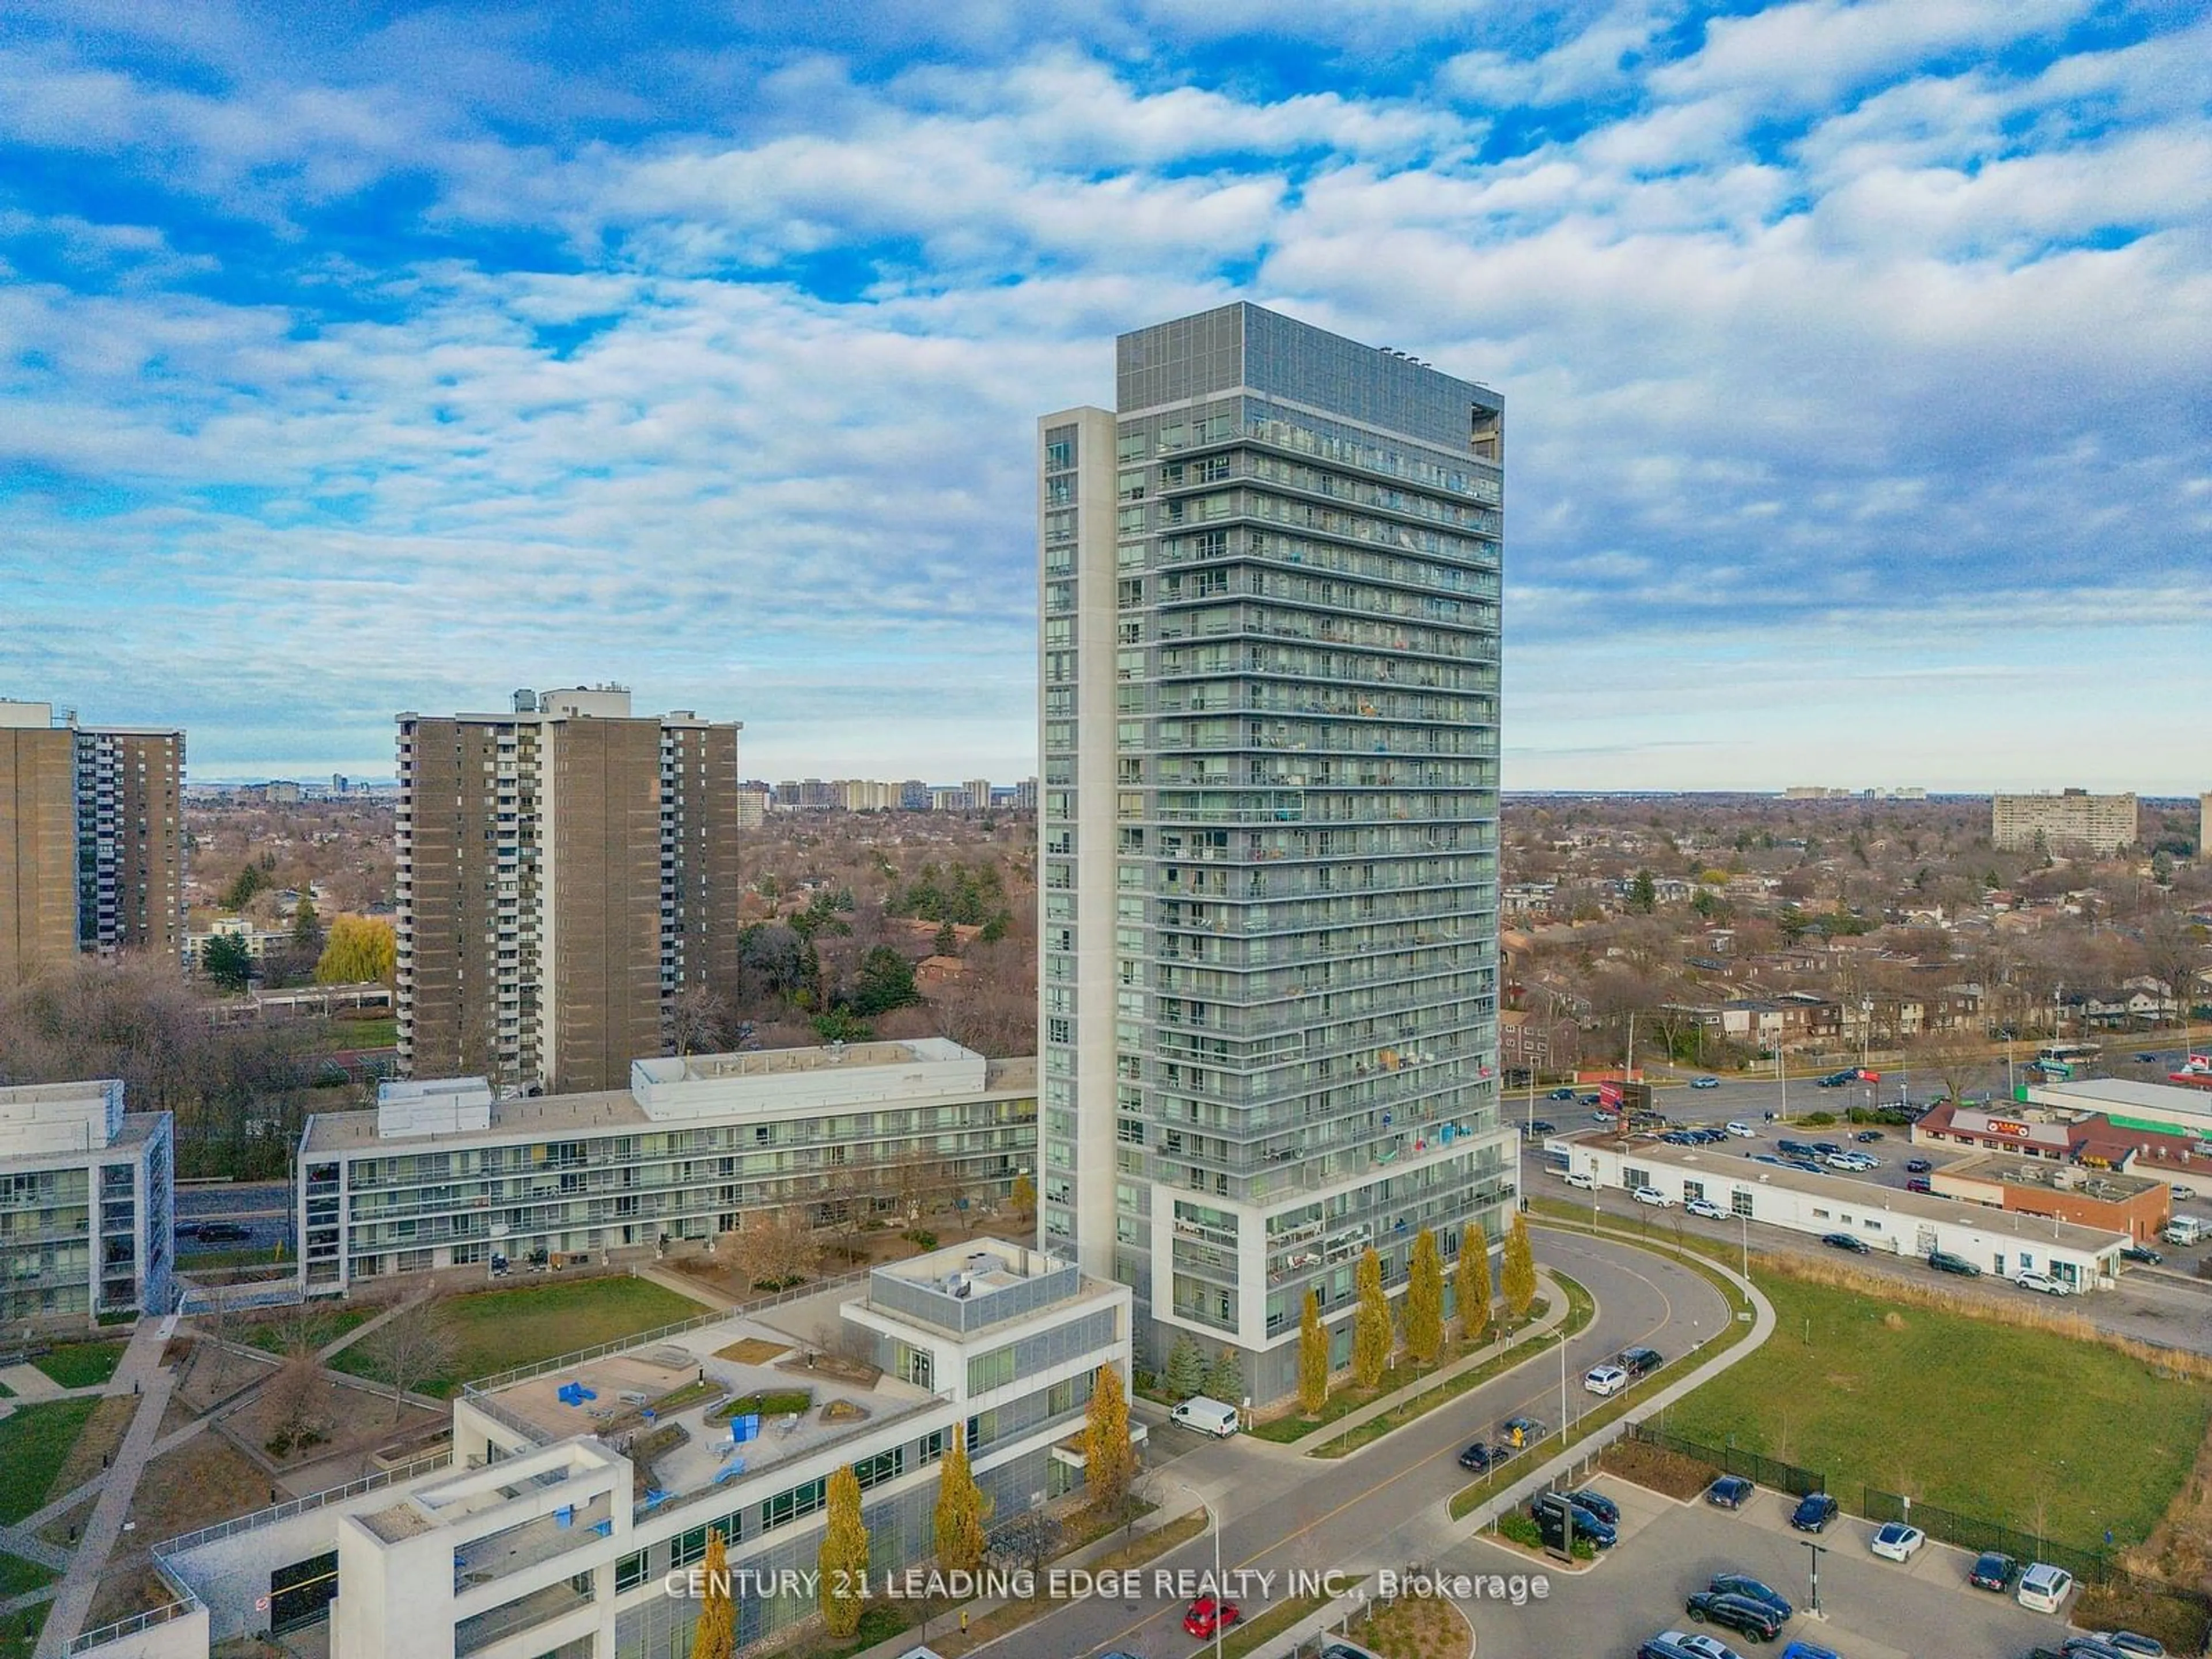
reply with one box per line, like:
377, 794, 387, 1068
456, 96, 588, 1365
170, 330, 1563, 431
1626, 1422, 1826, 1497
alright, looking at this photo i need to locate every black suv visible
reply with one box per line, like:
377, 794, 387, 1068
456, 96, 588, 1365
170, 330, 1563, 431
1710, 1574, 1793, 1620
1618, 1346, 1664, 1378
1927, 1249, 1983, 1277
1686, 1590, 1786, 1643
1789, 1491, 1839, 1533
1820, 1232, 1870, 1253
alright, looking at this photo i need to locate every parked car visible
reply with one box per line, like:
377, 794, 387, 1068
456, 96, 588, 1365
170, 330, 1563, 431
1820, 1232, 1870, 1253
1786, 1158, 1824, 1175
1584, 1364, 1629, 1396
1706, 1475, 1756, 1509
1789, 1492, 1839, 1533
1905, 1178, 1933, 1194
1580, 1093, 1603, 1105
1904, 1158, 1933, 1173
1183, 1597, 1240, 1639
1691, 1075, 1721, 1089
1459, 1441, 1501, 1471
1725, 1121, 1756, 1138
1532, 1491, 1615, 1548
1777, 1646, 1842, 1659
1502, 1415, 1544, 1447
1778, 1140, 1813, 1157
1969, 1551, 2019, 1592
1687, 1197, 1727, 1219
1809, 1142, 1844, 1157
1709, 1574, 1793, 1620
1639, 1632, 1743, 1659
2019, 1562, 2075, 1613
2121, 1245, 2164, 1265
2081, 1633, 2166, 1657
1685, 1591, 1786, 1643
1565, 1171, 1597, 1190
1566, 1488, 1621, 1525
1927, 1249, 1983, 1277
1619, 1346, 1664, 1378
1870, 1521, 1925, 1561
1634, 1185, 1675, 1207
195, 1222, 250, 1243
1854, 1130, 1884, 1142
1549, 1086, 1580, 1100
2016, 1269, 2072, 1297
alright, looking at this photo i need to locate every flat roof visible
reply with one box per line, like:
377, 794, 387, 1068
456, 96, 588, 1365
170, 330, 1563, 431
2031, 1079, 2212, 1117
1554, 1131, 2129, 1253
476, 1291, 940, 1510
301, 1055, 1036, 1153
1940, 1153, 2162, 1202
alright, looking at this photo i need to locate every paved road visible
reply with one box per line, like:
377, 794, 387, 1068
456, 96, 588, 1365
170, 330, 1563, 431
991, 1232, 1734, 1659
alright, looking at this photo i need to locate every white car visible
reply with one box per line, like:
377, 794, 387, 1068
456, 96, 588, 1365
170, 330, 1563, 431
1685, 1197, 1726, 1220
1632, 1186, 1674, 1207
2015, 1270, 2072, 1297
1583, 1364, 1629, 1396
1658, 1633, 1741, 1659
2018, 1562, 2074, 1612
1724, 1122, 1756, 1138
1825, 1153, 1873, 1171
1564, 1170, 1597, 1191
1870, 1520, 1925, 1561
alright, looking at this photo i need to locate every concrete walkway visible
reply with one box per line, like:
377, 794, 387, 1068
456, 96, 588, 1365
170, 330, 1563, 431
32, 1321, 179, 1659
634, 1261, 735, 1310
1289, 1269, 1572, 1456
0, 1365, 66, 1403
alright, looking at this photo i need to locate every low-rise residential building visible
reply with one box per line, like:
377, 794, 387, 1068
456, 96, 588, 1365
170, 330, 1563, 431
1543, 1132, 2125, 1290
110, 1240, 1129, 1659
0, 1080, 173, 1327
297, 1040, 1036, 1294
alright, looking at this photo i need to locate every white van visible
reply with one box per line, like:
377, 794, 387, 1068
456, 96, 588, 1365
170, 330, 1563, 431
1170, 1395, 1240, 1437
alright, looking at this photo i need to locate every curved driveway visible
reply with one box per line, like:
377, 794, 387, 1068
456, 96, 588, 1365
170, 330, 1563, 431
992, 1232, 1734, 1659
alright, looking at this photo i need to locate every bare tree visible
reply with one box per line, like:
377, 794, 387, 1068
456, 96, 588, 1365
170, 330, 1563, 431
726, 1209, 821, 1290
666, 983, 732, 1058
362, 1296, 458, 1418
262, 1351, 324, 1454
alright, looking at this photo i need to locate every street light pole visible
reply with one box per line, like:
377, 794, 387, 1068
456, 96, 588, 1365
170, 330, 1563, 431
1804, 1540, 1827, 1619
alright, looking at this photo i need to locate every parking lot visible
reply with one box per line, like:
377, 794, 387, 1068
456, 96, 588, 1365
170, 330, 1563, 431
1445, 1472, 2073, 1659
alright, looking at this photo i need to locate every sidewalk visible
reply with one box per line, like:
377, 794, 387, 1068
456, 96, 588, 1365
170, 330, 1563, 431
1289, 1270, 1572, 1456
634, 1261, 736, 1310
33, 1320, 178, 1659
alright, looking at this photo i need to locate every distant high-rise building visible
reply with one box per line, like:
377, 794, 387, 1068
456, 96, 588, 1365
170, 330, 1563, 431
1992, 790, 2139, 855
964, 777, 991, 812
1014, 777, 1038, 811
900, 779, 928, 810
733, 787, 769, 828
395, 686, 743, 1096
1038, 303, 1513, 1400
0, 700, 185, 985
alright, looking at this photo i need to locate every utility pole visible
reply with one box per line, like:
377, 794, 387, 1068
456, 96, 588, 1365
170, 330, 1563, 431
1804, 1540, 1827, 1619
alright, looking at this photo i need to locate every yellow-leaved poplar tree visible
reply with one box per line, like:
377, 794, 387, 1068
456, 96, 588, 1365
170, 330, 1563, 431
1402, 1226, 1444, 1364
1457, 1223, 1491, 1344
1082, 1363, 1136, 1515
932, 1436, 990, 1575
688, 1529, 734, 1659
1351, 1247, 1392, 1389
1502, 1212, 1538, 1321
817, 1465, 869, 1638
1297, 1288, 1329, 1416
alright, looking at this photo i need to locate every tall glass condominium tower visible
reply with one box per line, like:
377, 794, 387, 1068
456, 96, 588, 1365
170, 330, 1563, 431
1037, 303, 1515, 1401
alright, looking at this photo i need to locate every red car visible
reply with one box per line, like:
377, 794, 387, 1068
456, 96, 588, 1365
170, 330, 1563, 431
1183, 1596, 1241, 1639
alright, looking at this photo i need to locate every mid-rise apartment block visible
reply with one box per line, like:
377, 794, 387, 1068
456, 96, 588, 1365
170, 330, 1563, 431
297, 1038, 1035, 1293
395, 687, 742, 1095
0, 1080, 173, 1326
1038, 303, 1515, 1399
113, 1238, 1127, 1659
0, 700, 185, 984
1993, 789, 2139, 855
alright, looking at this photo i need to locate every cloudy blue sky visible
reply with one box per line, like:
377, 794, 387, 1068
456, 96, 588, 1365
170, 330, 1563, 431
1, 1, 2205, 791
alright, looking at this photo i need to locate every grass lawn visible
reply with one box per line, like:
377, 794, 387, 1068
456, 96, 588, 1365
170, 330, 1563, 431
330, 1275, 711, 1397
177, 1247, 289, 1272
31, 1343, 125, 1390
1248, 1297, 1556, 1446
0, 1400, 100, 1524
0, 1601, 46, 1659
242, 1308, 371, 1357
0, 1553, 56, 1598
1313, 1277, 1594, 1458
1663, 1268, 2211, 1548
